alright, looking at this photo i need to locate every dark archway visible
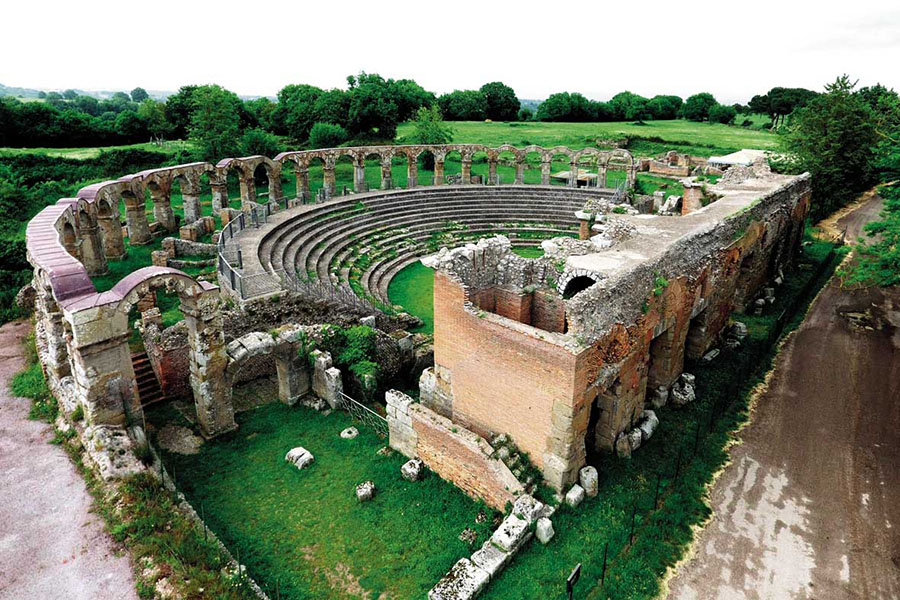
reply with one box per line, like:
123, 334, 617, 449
562, 275, 596, 299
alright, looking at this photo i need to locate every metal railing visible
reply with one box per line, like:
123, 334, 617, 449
339, 391, 388, 437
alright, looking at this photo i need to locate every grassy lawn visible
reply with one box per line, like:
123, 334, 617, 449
480, 234, 841, 600
0, 140, 195, 159
397, 120, 778, 157
151, 402, 497, 599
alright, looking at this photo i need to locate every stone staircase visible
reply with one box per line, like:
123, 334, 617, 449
256, 185, 616, 304
131, 351, 167, 408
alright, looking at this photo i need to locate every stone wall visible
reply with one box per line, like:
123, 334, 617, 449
142, 321, 191, 399
387, 390, 523, 511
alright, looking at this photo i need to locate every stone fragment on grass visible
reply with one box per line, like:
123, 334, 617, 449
669, 379, 696, 407
639, 410, 659, 442
340, 427, 359, 439
360, 315, 376, 327
536, 517, 555, 544
565, 484, 585, 508
285, 447, 314, 470
512, 494, 551, 524
428, 558, 490, 600
628, 428, 643, 451
356, 480, 375, 502
701, 348, 720, 363
401, 458, 424, 481
616, 434, 632, 458
579, 466, 598, 497
650, 385, 669, 409
490, 514, 530, 553
470, 540, 509, 579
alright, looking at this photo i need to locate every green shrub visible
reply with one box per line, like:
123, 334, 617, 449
308, 122, 348, 149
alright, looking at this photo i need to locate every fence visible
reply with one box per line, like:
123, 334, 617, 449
339, 391, 388, 437
586, 235, 843, 596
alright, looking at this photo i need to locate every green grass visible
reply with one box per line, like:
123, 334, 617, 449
511, 246, 545, 258
152, 402, 496, 599
387, 261, 434, 334
398, 120, 778, 157
0, 140, 195, 160
10, 332, 57, 422
482, 233, 840, 600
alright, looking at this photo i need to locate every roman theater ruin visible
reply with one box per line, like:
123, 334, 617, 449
25, 141, 809, 525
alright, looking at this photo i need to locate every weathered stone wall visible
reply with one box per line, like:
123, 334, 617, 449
142, 321, 191, 399
387, 390, 523, 510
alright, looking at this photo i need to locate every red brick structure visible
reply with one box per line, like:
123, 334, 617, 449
419, 172, 811, 492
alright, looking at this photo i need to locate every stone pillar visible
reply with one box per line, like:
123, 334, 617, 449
97, 206, 126, 260
34, 284, 70, 381
461, 159, 472, 184
274, 350, 310, 406
295, 166, 310, 202
626, 165, 637, 189
182, 178, 202, 224
515, 161, 525, 185
124, 200, 152, 245
311, 350, 343, 409
682, 181, 704, 215
182, 289, 236, 437
433, 158, 445, 185
323, 161, 337, 198
239, 175, 256, 209
353, 161, 367, 193
407, 156, 418, 189
488, 160, 498, 185
211, 182, 229, 213
567, 162, 578, 187
541, 160, 551, 185
68, 305, 141, 427
597, 167, 607, 188
150, 189, 178, 233
268, 167, 283, 202
78, 220, 108, 276
380, 160, 392, 190
575, 211, 592, 241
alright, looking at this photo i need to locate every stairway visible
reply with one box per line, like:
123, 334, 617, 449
132, 351, 167, 407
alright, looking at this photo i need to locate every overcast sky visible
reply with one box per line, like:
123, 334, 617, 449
3, 0, 899, 104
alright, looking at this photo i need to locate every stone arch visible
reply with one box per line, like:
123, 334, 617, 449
548, 146, 577, 187
74, 199, 108, 275
224, 329, 311, 406
561, 274, 598, 299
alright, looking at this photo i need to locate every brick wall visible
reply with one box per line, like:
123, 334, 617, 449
386, 390, 523, 510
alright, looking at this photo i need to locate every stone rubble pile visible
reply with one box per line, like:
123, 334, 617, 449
429, 495, 554, 600
590, 216, 638, 249
669, 373, 697, 407
615, 409, 661, 458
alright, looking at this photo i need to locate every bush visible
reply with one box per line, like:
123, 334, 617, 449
239, 128, 282, 157
308, 122, 348, 149
708, 104, 737, 124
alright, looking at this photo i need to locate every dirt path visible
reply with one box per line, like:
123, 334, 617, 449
667, 194, 900, 599
0, 320, 138, 600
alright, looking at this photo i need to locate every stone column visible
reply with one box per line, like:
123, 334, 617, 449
488, 160, 498, 185
97, 206, 126, 260
124, 201, 152, 245
78, 220, 109, 276
541, 160, 551, 185
515, 161, 525, 184
268, 166, 283, 202
626, 165, 637, 189
353, 161, 367, 193
68, 305, 141, 427
274, 350, 310, 406
407, 156, 418, 189
433, 158, 445, 185
211, 182, 229, 213
295, 166, 310, 203
182, 178, 202, 224
34, 284, 70, 381
460, 159, 472, 184
182, 289, 236, 438
323, 160, 337, 198
597, 167, 607, 188
576, 211, 592, 241
239, 175, 256, 209
567, 162, 578, 187
380, 159, 392, 190
150, 188, 178, 233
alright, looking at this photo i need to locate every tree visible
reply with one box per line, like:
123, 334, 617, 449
682, 93, 717, 121
518, 107, 533, 121
130, 87, 149, 102
479, 82, 520, 121
239, 128, 282, 156
244, 97, 278, 131
785, 75, 877, 220
391, 79, 435, 122
535, 92, 594, 122
308, 122, 348, 149
438, 90, 488, 121
137, 99, 170, 139
62, 89, 78, 100
276, 84, 323, 142
312, 89, 350, 127
346, 73, 400, 139
189, 84, 241, 160
114, 110, 147, 140
708, 103, 736, 124
73, 95, 100, 116
165, 85, 199, 138
646, 95, 683, 120
409, 105, 453, 169
610, 91, 650, 122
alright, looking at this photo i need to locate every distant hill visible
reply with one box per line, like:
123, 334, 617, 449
520, 98, 542, 111
0, 83, 274, 102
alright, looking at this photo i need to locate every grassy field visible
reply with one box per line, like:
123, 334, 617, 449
151, 402, 497, 599
397, 120, 779, 157
0, 140, 195, 159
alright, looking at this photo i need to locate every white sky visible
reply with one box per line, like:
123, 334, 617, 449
3, 0, 899, 104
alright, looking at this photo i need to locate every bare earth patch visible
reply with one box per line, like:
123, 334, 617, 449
156, 424, 204, 455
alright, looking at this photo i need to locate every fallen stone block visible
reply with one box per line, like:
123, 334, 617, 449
616, 434, 632, 458
536, 517, 555, 544
512, 494, 549, 524
429, 558, 490, 600
650, 385, 669, 409
639, 410, 659, 442
670, 381, 696, 407
360, 315, 376, 328
470, 540, 509, 579
491, 514, 529, 553
628, 428, 643, 451
565, 484, 585, 508
356, 480, 375, 502
340, 427, 359, 439
579, 466, 598, 497
731, 321, 748, 339
285, 447, 314, 470
401, 458, 424, 481
680, 373, 695, 387
701, 349, 720, 363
